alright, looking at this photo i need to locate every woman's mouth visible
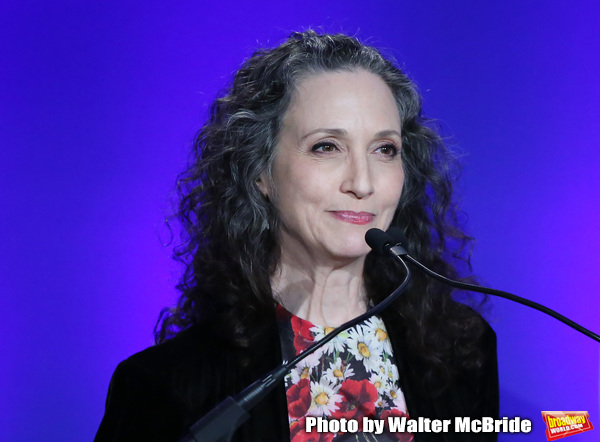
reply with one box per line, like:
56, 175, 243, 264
330, 211, 375, 225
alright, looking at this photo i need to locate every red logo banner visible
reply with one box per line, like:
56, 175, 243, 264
541, 411, 594, 440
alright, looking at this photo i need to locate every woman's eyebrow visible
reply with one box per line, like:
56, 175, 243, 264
300, 128, 401, 141
300, 128, 347, 141
374, 130, 402, 139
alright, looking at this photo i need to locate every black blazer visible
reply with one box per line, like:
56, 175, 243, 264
95, 308, 499, 441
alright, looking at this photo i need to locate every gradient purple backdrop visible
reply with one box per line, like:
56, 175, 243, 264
1, 1, 598, 441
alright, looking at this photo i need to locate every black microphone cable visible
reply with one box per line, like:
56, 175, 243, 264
365, 227, 600, 344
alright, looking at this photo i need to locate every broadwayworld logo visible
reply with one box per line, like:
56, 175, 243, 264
542, 411, 594, 440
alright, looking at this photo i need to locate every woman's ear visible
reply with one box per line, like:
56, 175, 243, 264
256, 173, 269, 199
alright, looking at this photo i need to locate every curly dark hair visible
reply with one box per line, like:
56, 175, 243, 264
155, 30, 487, 388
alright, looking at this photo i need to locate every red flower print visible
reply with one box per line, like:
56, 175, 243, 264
381, 409, 414, 442
332, 379, 377, 420
287, 378, 311, 418
291, 315, 315, 353
290, 417, 335, 442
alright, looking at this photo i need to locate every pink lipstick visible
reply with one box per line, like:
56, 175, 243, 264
330, 211, 375, 225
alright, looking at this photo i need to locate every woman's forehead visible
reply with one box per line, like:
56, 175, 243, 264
283, 69, 402, 136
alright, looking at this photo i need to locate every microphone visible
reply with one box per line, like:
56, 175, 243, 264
366, 227, 600, 343
365, 227, 408, 257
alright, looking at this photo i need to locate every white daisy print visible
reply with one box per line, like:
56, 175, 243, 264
288, 355, 317, 384
308, 379, 343, 417
392, 389, 408, 411
324, 359, 355, 385
382, 357, 400, 382
375, 396, 390, 409
347, 327, 383, 373
369, 372, 388, 395
385, 382, 407, 411
310, 325, 349, 355
362, 316, 393, 354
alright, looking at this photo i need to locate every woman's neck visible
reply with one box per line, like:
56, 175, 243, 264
271, 252, 368, 327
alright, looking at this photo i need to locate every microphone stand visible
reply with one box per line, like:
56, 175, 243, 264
180, 257, 412, 442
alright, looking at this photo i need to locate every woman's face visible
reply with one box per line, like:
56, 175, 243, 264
260, 69, 405, 264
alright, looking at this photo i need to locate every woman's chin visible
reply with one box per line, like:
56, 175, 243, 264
325, 243, 372, 263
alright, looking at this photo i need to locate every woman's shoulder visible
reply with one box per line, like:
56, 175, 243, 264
119, 322, 213, 375
110, 321, 224, 401
95, 321, 233, 441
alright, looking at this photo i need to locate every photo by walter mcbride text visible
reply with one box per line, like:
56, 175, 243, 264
95, 30, 500, 442
305, 416, 531, 436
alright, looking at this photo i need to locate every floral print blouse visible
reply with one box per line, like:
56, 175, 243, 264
276, 305, 413, 442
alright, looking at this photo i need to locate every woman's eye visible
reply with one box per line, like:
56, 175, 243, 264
311, 142, 338, 153
376, 143, 399, 156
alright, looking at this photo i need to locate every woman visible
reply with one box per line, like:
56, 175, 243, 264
96, 31, 498, 441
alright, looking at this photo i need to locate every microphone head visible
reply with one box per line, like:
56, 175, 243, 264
365, 228, 394, 254
386, 227, 408, 246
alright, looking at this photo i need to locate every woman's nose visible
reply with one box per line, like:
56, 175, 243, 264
340, 153, 375, 199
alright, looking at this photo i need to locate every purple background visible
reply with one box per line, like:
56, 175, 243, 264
1, 1, 598, 441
